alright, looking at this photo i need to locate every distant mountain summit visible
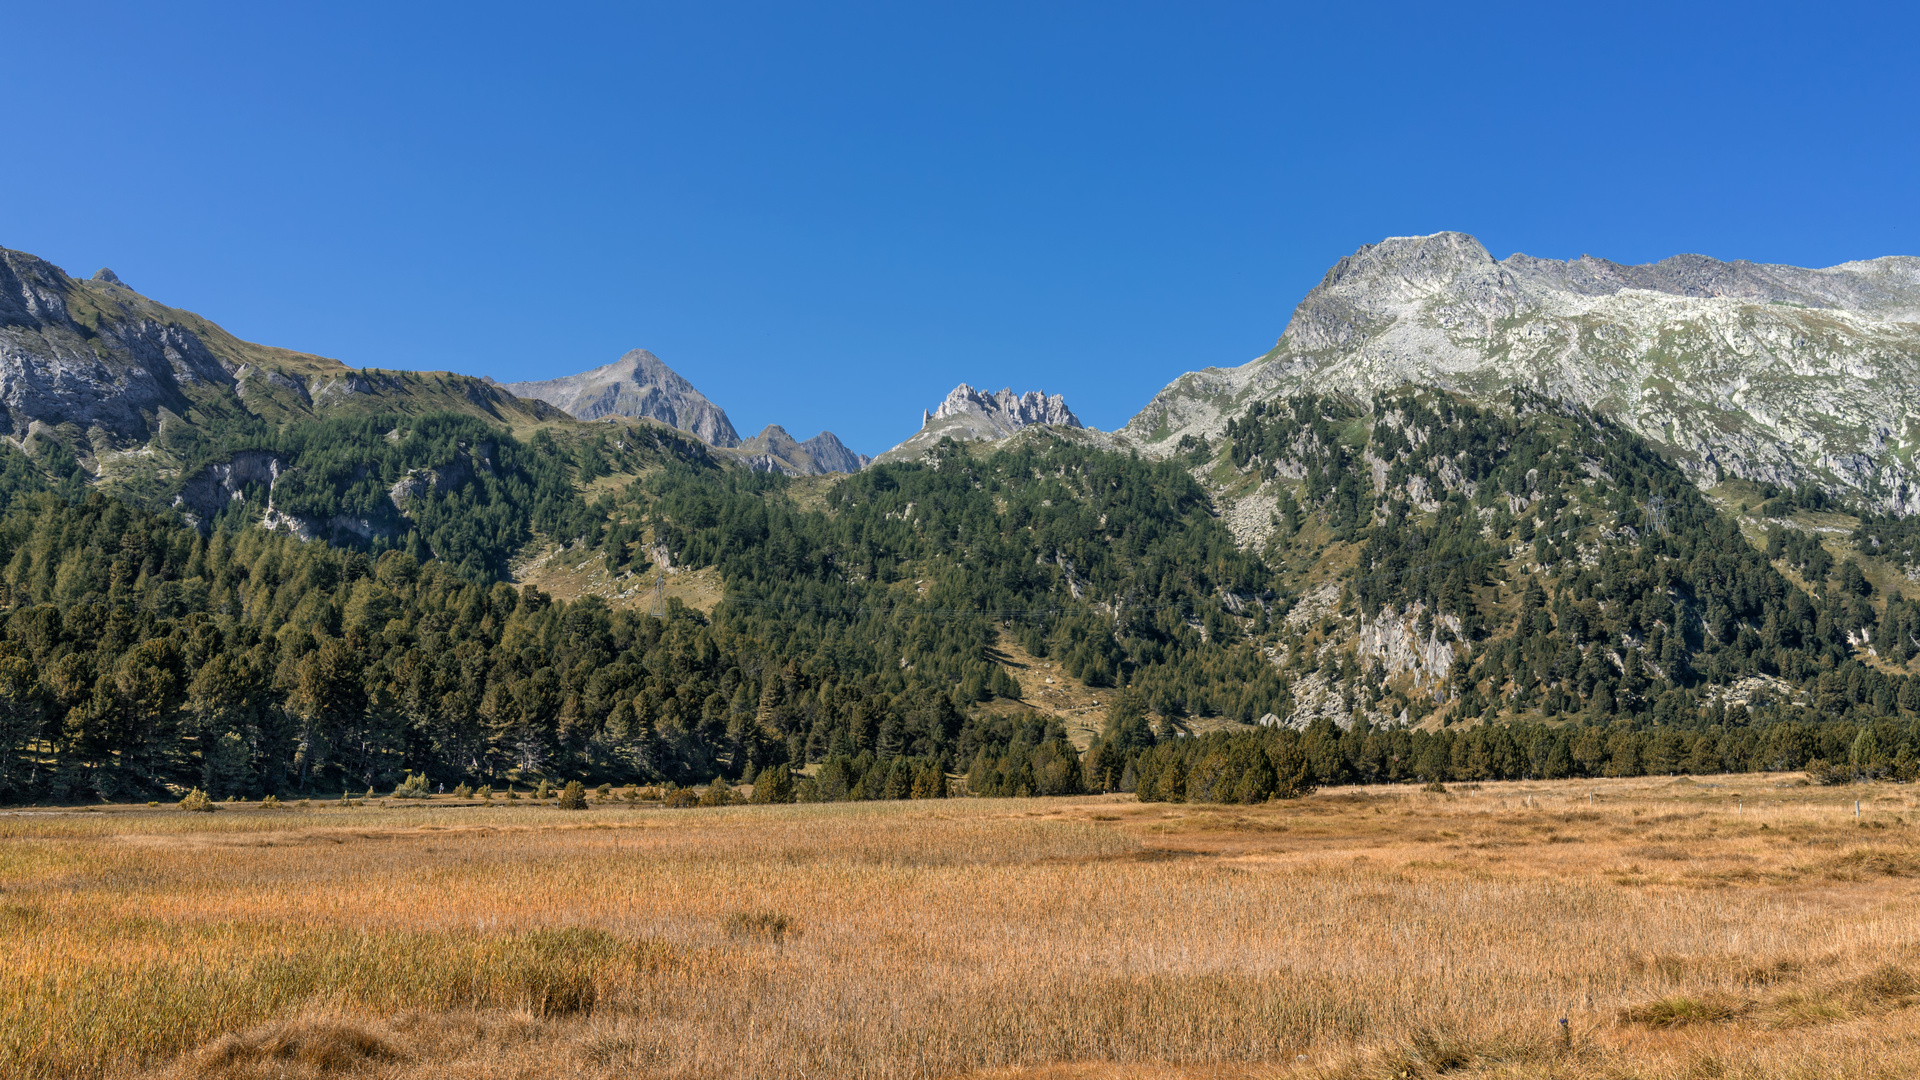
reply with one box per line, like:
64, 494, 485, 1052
726, 425, 871, 475
929, 385, 1081, 437
1125, 231, 1920, 512
877, 384, 1082, 462
505, 349, 741, 447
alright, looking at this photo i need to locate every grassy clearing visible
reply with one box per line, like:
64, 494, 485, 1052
1, 776, 1918, 1078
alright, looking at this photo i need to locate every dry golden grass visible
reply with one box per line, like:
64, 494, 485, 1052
2, 775, 1918, 1079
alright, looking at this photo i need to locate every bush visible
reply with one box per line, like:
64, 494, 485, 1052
260, 795, 284, 809
594, 783, 612, 803
556, 781, 588, 810
697, 783, 739, 807
392, 772, 431, 799
178, 788, 216, 813
452, 783, 474, 798
750, 763, 797, 804
722, 909, 796, 942
663, 785, 699, 808
1807, 759, 1855, 785
534, 779, 552, 800
478, 785, 493, 800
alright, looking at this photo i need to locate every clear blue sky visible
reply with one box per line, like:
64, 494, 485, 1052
4, 2, 1916, 455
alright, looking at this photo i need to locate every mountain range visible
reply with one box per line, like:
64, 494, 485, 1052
2, 232, 1919, 807
1122, 232, 1920, 513
5, 232, 1918, 511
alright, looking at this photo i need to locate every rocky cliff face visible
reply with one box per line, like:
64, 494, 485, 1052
1124, 232, 1920, 513
877, 384, 1083, 462
0, 243, 565, 476
1, 248, 238, 441
505, 349, 741, 447
721, 424, 871, 475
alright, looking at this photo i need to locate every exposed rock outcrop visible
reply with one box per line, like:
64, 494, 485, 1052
877, 384, 1084, 463
505, 349, 741, 447
1124, 232, 1920, 514
1, 247, 238, 441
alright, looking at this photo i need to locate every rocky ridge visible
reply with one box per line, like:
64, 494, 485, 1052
1124, 232, 1920, 513
877, 384, 1084, 463
722, 424, 872, 475
0, 244, 565, 474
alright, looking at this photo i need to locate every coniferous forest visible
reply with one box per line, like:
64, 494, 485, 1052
1, 385, 1919, 806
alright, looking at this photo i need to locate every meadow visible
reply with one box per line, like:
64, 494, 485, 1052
1, 776, 1918, 1079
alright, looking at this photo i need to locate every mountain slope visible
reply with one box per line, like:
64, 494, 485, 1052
504, 349, 741, 446
1124, 232, 1920, 513
0, 245, 568, 477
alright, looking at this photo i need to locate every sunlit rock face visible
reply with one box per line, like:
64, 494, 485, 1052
1126, 232, 1920, 513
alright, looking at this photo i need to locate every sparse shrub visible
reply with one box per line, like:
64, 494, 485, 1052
193, 1018, 399, 1073
1845, 964, 1920, 1004
452, 782, 473, 798
178, 788, 216, 812
391, 772, 431, 799
364, 786, 376, 800
478, 785, 493, 800
1807, 759, 1854, 785
535, 779, 552, 800
697, 782, 739, 807
1619, 995, 1749, 1027
663, 785, 699, 808
621, 786, 643, 803
723, 909, 796, 942
146, 801, 158, 807
557, 781, 588, 810
516, 927, 617, 1017
506, 788, 520, 800
594, 783, 612, 803
1422, 781, 1449, 794
260, 795, 283, 809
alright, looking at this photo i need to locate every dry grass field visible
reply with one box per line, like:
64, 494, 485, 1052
3, 776, 1919, 1079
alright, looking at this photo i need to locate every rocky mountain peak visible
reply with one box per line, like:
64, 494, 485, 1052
874, 384, 1085, 464
930, 384, 1081, 433
1124, 231, 1920, 514
724, 424, 871, 476
1318, 231, 1496, 292
92, 267, 127, 287
504, 348, 741, 447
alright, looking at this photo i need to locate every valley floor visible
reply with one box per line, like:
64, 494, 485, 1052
3, 777, 1918, 1079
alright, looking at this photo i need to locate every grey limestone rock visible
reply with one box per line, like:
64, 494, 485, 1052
722, 424, 872, 475
877, 384, 1083, 462
0, 247, 238, 441
504, 349, 741, 447
1124, 232, 1920, 513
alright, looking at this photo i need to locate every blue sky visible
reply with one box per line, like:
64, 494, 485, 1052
4, 2, 1916, 454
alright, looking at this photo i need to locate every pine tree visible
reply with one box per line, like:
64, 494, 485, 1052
750, 762, 796, 804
